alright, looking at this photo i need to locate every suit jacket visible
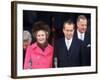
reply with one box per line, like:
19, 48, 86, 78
54, 37, 82, 67
74, 30, 91, 66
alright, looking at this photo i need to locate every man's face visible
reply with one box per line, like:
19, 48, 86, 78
77, 19, 87, 33
63, 23, 74, 40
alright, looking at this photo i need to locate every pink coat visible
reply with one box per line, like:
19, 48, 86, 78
24, 42, 54, 69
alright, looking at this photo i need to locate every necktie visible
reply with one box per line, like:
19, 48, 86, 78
67, 40, 70, 50
80, 34, 83, 41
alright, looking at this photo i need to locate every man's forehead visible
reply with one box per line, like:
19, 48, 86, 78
79, 19, 87, 22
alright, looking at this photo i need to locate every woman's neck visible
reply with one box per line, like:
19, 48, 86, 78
37, 41, 48, 51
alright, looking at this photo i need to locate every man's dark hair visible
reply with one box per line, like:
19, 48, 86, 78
63, 20, 75, 29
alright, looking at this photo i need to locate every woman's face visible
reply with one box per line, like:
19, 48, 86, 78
23, 40, 30, 50
36, 30, 47, 44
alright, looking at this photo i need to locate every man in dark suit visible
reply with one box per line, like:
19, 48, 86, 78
54, 20, 82, 67
75, 15, 91, 66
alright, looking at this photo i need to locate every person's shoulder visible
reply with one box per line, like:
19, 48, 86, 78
48, 44, 54, 50
54, 38, 65, 47
29, 42, 37, 49
56, 38, 64, 43
74, 37, 82, 44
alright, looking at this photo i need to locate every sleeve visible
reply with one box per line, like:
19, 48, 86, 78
24, 46, 32, 69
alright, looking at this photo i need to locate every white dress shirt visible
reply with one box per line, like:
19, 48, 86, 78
77, 30, 85, 41
65, 38, 72, 50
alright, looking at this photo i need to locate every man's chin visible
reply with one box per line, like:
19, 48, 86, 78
66, 37, 71, 40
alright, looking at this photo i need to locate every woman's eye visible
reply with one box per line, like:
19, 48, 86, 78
37, 35, 40, 37
42, 34, 44, 36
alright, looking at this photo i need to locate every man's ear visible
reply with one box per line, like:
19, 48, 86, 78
77, 22, 79, 27
73, 29, 75, 33
63, 28, 65, 34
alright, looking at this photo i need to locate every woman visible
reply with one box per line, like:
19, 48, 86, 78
24, 21, 54, 69
23, 30, 32, 68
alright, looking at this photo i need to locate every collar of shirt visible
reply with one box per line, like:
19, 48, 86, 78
65, 37, 72, 50
77, 30, 85, 41
31, 42, 53, 55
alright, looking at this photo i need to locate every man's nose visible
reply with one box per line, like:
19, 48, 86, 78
67, 32, 71, 35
